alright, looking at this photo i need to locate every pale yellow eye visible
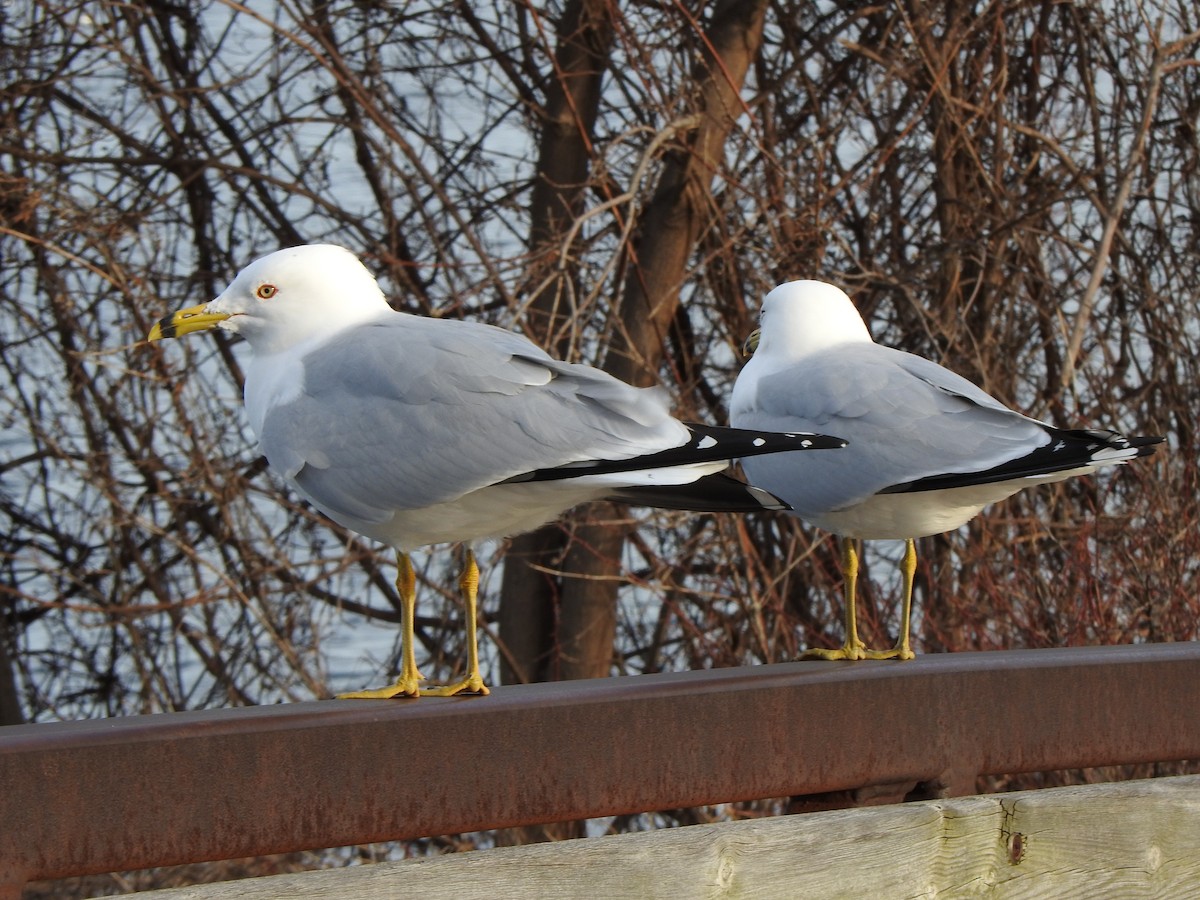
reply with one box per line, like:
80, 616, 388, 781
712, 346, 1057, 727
256, 283, 278, 299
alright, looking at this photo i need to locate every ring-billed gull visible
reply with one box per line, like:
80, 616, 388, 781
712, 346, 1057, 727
731, 280, 1163, 661
148, 246, 846, 698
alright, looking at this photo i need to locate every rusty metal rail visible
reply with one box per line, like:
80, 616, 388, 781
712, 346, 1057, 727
2, 643, 1199, 894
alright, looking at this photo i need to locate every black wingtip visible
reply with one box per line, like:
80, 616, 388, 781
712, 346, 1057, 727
881, 429, 1164, 495
683, 422, 848, 458
501, 423, 845, 485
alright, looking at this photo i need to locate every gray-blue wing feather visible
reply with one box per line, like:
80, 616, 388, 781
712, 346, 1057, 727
737, 343, 1050, 515
257, 316, 686, 522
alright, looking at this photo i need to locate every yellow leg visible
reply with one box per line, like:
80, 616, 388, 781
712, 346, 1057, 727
801, 538, 867, 661
863, 538, 917, 660
338, 552, 425, 699
423, 548, 491, 697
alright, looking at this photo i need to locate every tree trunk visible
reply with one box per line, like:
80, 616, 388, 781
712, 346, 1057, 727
0, 608, 22, 726
498, 0, 617, 688
504, 0, 771, 689
548, 0, 772, 684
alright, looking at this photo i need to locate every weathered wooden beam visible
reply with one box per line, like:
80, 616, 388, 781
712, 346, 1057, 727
133, 775, 1200, 899
2, 644, 1199, 894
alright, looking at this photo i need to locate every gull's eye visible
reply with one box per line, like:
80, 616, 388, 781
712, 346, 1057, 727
256, 283, 278, 300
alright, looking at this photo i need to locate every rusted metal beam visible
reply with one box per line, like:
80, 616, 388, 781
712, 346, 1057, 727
2, 644, 1199, 891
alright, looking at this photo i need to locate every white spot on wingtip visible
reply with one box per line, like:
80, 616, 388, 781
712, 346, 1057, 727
753, 438, 766, 447
698, 436, 718, 449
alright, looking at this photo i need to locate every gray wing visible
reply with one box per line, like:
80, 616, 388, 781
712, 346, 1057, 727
257, 315, 687, 523
736, 342, 1051, 514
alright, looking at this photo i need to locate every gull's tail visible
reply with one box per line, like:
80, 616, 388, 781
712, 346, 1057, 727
607, 472, 791, 512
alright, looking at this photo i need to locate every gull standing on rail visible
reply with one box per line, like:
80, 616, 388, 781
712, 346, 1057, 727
148, 246, 846, 698
731, 280, 1163, 661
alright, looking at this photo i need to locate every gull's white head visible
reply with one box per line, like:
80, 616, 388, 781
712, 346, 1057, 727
749, 280, 872, 361
149, 244, 390, 354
